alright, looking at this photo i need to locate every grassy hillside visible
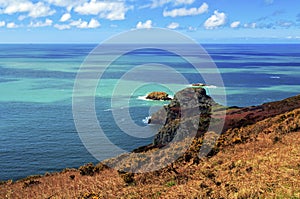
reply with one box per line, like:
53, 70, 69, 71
1, 107, 300, 198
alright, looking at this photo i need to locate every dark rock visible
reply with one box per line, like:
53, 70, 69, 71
151, 87, 215, 146
192, 83, 207, 87
146, 91, 171, 101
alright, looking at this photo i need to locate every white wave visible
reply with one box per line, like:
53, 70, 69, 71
190, 84, 217, 89
137, 95, 149, 101
103, 106, 127, 112
270, 76, 280, 79
142, 116, 151, 124
205, 85, 217, 89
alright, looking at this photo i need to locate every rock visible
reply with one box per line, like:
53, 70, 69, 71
151, 87, 215, 146
192, 83, 207, 87
146, 91, 171, 101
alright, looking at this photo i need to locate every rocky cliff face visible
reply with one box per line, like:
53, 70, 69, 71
150, 87, 215, 146
150, 87, 300, 147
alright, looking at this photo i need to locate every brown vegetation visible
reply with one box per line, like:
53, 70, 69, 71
1, 106, 300, 198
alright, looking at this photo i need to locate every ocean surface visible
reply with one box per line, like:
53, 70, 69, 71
1, 44, 300, 180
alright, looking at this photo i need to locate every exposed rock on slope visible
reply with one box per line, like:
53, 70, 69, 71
150, 87, 216, 146
150, 87, 300, 148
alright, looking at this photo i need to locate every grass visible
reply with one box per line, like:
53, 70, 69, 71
1, 109, 300, 198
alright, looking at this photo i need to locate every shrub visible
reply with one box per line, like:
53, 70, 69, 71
119, 172, 135, 184
79, 163, 95, 176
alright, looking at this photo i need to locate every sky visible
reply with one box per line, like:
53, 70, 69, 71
0, 0, 300, 43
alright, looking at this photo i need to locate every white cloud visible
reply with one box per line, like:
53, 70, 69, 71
163, 3, 208, 17
54, 24, 71, 30
18, 15, 26, 21
7, 22, 18, 28
230, 21, 240, 28
204, 10, 226, 29
29, 2, 56, 18
70, 18, 101, 29
167, 22, 179, 29
136, 20, 152, 29
29, 19, 53, 27
244, 23, 256, 28
0, 21, 5, 27
174, 0, 195, 5
2, 1, 55, 18
88, 18, 101, 28
45, 0, 86, 10
74, 0, 127, 20
146, 0, 195, 8
188, 26, 197, 31
60, 13, 71, 22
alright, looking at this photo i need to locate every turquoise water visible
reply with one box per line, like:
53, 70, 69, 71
1, 44, 300, 180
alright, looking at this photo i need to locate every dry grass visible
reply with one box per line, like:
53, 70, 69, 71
1, 109, 300, 198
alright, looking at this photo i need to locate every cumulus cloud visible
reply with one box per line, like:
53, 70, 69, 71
7, 22, 18, 28
2, 1, 55, 18
136, 20, 152, 29
74, 0, 127, 20
204, 10, 226, 29
230, 21, 240, 28
163, 3, 208, 17
87, 18, 101, 28
54, 24, 71, 30
167, 22, 179, 29
60, 13, 71, 22
70, 18, 101, 29
29, 19, 53, 27
0, 21, 5, 27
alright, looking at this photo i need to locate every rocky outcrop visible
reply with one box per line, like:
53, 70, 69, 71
151, 87, 215, 146
146, 92, 171, 101
150, 86, 300, 147
192, 83, 207, 87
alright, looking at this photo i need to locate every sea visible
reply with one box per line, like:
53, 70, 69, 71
1, 44, 300, 181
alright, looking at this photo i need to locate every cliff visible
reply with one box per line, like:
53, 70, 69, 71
150, 87, 300, 148
150, 87, 215, 146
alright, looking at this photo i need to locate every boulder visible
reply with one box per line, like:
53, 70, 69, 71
146, 91, 171, 101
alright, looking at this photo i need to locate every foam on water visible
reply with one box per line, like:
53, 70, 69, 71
142, 116, 151, 124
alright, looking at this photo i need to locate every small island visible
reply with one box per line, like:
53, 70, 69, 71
191, 83, 208, 87
146, 91, 172, 101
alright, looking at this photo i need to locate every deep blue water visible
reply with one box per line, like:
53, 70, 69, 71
1, 44, 300, 181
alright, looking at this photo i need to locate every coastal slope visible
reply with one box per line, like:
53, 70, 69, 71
1, 91, 300, 198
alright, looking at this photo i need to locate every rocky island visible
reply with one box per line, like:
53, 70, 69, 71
146, 91, 172, 101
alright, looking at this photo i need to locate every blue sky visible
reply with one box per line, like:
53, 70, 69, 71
0, 0, 299, 43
